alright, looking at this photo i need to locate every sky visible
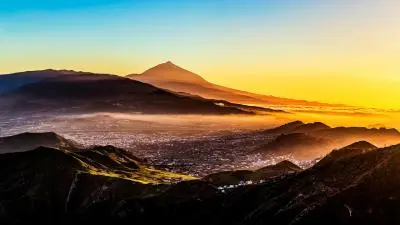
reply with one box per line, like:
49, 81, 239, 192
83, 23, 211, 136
1, 0, 399, 109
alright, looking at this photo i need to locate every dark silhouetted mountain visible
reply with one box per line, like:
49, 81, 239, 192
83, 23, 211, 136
262, 121, 331, 134
313, 126, 400, 140
203, 160, 302, 185
127, 62, 344, 107
262, 121, 400, 139
316, 141, 378, 166
0, 132, 79, 154
0, 70, 252, 115
340, 140, 378, 150
256, 160, 303, 176
0, 69, 85, 94
256, 121, 400, 156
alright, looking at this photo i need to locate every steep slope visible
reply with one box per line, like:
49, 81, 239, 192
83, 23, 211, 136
128, 62, 342, 107
0, 132, 79, 154
2, 139, 400, 224
0, 143, 196, 223
0, 71, 250, 115
137, 61, 209, 84
315, 141, 378, 166
114, 144, 400, 225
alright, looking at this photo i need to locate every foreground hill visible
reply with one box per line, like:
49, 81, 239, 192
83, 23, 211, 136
112, 143, 400, 225
0, 70, 255, 115
0, 132, 80, 154
128, 61, 342, 107
0, 144, 195, 223
2, 137, 400, 224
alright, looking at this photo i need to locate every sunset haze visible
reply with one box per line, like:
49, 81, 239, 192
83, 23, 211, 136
1, 0, 399, 108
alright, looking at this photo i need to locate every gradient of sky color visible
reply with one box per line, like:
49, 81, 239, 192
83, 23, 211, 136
1, 0, 399, 109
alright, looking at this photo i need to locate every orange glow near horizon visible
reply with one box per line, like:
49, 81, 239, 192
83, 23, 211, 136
1, 0, 400, 109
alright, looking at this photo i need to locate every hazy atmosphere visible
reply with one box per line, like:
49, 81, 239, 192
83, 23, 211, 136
1, 0, 400, 108
1, 1, 400, 224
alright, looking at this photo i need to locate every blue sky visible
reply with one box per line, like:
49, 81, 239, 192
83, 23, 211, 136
0, 0, 307, 72
1, 0, 399, 108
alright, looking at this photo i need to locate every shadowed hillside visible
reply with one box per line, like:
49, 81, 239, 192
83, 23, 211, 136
257, 133, 331, 157
113, 143, 400, 225
1, 134, 400, 224
0, 70, 253, 115
254, 121, 400, 158
0, 69, 73, 94
0, 132, 80, 154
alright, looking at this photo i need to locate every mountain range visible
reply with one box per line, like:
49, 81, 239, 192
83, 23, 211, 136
0, 61, 349, 116
128, 61, 343, 107
0, 70, 265, 115
254, 121, 400, 158
1, 131, 400, 224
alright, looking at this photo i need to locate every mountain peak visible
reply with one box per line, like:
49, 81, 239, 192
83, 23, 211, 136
146, 61, 186, 72
132, 61, 209, 84
155, 61, 178, 68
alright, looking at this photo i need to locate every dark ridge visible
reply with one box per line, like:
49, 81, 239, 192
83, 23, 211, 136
0, 132, 79, 154
0, 71, 251, 115
295, 122, 331, 131
278, 121, 304, 129
272, 160, 303, 171
316, 141, 379, 166
341, 141, 378, 150
264, 121, 331, 134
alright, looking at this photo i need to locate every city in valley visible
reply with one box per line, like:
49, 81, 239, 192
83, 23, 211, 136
1, 1, 400, 224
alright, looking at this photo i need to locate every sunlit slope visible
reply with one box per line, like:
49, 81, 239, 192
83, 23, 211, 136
1, 145, 195, 185
69, 145, 195, 184
128, 62, 342, 107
